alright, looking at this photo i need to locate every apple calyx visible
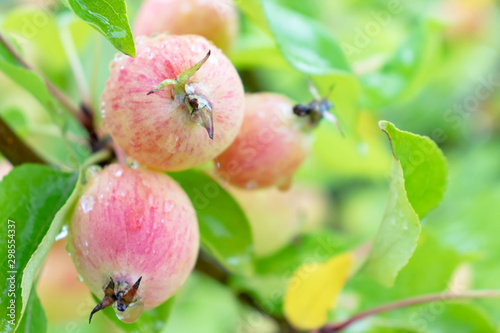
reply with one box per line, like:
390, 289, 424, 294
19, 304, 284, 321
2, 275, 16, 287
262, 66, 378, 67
89, 276, 143, 324
148, 50, 214, 139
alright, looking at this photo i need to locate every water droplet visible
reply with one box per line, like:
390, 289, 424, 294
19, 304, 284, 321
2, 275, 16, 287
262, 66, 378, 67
85, 241, 89, 247
80, 195, 95, 213
100, 107, 106, 119
114, 168, 123, 177
55, 225, 68, 241
161, 219, 165, 224
114, 299, 144, 323
77, 274, 84, 282
85, 165, 102, 180
164, 200, 175, 212
120, 65, 125, 70
128, 161, 139, 169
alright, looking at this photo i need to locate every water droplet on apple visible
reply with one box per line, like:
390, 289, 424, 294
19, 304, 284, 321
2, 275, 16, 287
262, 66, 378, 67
164, 200, 175, 212
80, 195, 95, 213
55, 225, 68, 241
114, 168, 123, 177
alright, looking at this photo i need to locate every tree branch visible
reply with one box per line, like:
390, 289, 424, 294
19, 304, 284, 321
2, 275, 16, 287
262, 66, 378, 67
0, 116, 46, 166
316, 290, 500, 332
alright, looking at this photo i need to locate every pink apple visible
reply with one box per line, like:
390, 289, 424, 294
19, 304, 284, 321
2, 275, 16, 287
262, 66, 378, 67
134, 0, 239, 53
215, 93, 313, 190
68, 164, 199, 323
101, 34, 244, 171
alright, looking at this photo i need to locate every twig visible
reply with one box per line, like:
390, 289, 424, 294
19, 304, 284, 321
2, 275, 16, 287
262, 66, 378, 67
0, 31, 91, 129
316, 290, 500, 332
0, 116, 46, 166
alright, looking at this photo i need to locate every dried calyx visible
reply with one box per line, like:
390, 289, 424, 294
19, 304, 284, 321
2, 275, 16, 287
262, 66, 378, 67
89, 276, 142, 323
148, 51, 214, 139
293, 81, 343, 135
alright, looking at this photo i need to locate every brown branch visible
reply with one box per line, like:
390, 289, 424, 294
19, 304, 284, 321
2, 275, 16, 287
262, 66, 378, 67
316, 290, 500, 332
0, 31, 92, 129
0, 116, 46, 166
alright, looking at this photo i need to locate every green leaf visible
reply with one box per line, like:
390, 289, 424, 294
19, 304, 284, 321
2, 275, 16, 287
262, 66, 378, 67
363, 163, 421, 287
241, 0, 361, 134
361, 21, 442, 108
164, 273, 240, 333
16, 288, 46, 333
169, 170, 254, 275
261, 0, 350, 75
427, 303, 496, 333
64, 0, 135, 57
0, 165, 80, 332
363, 122, 447, 286
380, 121, 447, 218
0, 58, 55, 112
94, 294, 174, 333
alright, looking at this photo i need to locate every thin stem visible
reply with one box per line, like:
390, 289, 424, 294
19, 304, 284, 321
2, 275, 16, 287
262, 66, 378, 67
317, 290, 500, 332
0, 31, 90, 128
81, 149, 112, 170
59, 18, 92, 112
90, 36, 103, 106
0, 116, 46, 166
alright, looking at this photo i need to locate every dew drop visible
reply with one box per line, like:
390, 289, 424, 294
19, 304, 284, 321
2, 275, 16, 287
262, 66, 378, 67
164, 200, 175, 213
114, 300, 144, 323
77, 274, 84, 282
85, 241, 89, 247
114, 168, 123, 177
120, 65, 125, 70
100, 107, 106, 119
55, 225, 68, 241
80, 195, 95, 213
85, 165, 102, 180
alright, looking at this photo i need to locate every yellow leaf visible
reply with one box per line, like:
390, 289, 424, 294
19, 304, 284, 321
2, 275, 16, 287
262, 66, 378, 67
283, 252, 354, 330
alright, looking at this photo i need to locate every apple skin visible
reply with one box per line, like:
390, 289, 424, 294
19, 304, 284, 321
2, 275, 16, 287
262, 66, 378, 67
67, 164, 199, 317
133, 0, 239, 53
215, 93, 313, 190
101, 34, 244, 171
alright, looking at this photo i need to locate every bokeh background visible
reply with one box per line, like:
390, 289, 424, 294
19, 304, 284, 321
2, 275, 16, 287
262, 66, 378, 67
1, 0, 500, 332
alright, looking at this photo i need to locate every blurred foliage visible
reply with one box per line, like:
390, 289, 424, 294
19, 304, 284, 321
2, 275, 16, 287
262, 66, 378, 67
1, 0, 500, 331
